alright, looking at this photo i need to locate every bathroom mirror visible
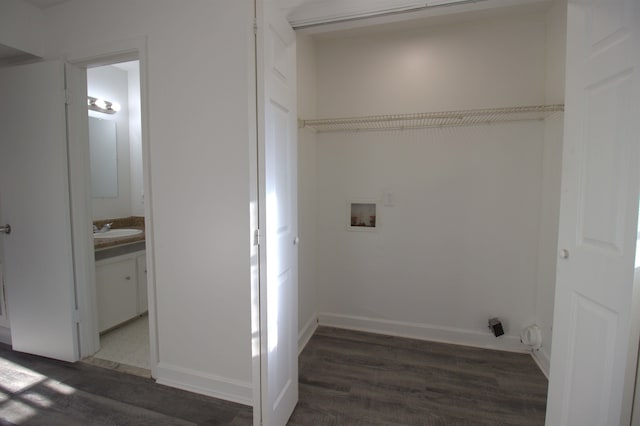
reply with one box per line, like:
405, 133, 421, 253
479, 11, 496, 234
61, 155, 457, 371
89, 116, 118, 198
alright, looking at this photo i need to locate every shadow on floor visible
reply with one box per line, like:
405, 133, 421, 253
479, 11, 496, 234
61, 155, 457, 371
0, 343, 252, 425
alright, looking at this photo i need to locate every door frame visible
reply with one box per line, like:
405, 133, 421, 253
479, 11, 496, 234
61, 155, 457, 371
64, 37, 159, 377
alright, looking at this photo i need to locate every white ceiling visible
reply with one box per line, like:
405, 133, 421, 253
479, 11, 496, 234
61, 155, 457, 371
17, 0, 532, 30
21, 0, 69, 9
11, 0, 552, 46
21, 0, 310, 11
288, 0, 550, 33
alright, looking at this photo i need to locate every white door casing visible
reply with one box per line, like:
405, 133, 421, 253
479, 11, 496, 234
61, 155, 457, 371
0, 263, 9, 329
546, 1, 640, 425
66, 62, 100, 359
0, 199, 8, 330
0, 61, 79, 362
256, 0, 299, 424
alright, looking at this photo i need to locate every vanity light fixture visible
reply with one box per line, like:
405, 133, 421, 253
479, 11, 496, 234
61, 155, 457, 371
88, 96, 121, 114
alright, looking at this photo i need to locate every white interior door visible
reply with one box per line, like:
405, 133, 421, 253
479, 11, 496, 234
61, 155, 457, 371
256, 0, 299, 424
0, 61, 79, 362
546, 0, 640, 424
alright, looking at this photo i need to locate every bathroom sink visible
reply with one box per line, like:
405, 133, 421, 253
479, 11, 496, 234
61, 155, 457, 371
94, 228, 143, 239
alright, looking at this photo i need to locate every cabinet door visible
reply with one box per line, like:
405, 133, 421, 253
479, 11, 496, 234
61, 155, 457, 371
96, 258, 137, 332
136, 253, 148, 314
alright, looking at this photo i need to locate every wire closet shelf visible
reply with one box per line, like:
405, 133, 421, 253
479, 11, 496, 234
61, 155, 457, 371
300, 104, 564, 133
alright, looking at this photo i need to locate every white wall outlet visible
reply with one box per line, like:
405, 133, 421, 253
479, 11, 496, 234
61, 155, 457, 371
383, 191, 394, 206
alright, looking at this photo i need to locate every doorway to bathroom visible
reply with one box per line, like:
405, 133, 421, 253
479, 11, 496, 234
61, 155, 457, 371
82, 59, 152, 377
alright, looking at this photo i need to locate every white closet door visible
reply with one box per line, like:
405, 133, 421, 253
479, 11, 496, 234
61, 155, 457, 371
256, 0, 299, 424
546, 0, 640, 424
0, 61, 79, 362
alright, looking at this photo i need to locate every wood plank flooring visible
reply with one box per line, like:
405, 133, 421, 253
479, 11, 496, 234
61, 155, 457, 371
290, 326, 548, 425
0, 343, 252, 425
0, 327, 547, 425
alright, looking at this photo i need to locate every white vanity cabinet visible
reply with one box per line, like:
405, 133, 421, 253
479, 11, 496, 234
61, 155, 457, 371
136, 253, 148, 314
95, 250, 147, 333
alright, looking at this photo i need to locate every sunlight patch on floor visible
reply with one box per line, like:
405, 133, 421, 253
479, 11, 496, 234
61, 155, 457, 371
0, 400, 37, 424
44, 379, 76, 395
0, 359, 45, 392
0, 356, 78, 424
21, 390, 53, 408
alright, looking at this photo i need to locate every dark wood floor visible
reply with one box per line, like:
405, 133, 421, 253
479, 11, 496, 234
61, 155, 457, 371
290, 327, 548, 425
0, 327, 547, 425
0, 343, 252, 425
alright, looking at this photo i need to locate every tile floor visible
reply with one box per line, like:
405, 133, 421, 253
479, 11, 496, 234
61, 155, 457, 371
84, 315, 150, 377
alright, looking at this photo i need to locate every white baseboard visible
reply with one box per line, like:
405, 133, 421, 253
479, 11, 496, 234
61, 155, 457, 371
0, 326, 10, 345
298, 313, 318, 355
155, 362, 252, 406
318, 312, 528, 353
531, 347, 550, 378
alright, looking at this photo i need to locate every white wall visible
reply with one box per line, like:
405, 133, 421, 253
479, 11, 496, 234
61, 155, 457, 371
0, 0, 44, 58
544, 0, 567, 105
311, 10, 551, 351
316, 124, 545, 349
315, 13, 547, 117
87, 65, 131, 220
296, 33, 318, 350
535, 114, 562, 372
126, 62, 144, 217
42, 0, 254, 404
533, 0, 566, 374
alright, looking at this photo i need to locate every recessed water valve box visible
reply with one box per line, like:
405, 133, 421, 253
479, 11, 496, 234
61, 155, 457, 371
488, 318, 504, 337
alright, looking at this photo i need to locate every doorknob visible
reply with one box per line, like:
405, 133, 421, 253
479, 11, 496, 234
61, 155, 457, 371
0, 224, 10, 235
559, 249, 569, 259
293, 236, 299, 246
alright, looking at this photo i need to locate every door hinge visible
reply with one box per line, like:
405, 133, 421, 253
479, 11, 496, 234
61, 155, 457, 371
64, 89, 72, 105
254, 229, 261, 246
72, 309, 80, 324
253, 19, 258, 35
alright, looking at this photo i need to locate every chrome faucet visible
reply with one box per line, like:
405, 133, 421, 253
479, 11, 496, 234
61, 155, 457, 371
93, 223, 113, 233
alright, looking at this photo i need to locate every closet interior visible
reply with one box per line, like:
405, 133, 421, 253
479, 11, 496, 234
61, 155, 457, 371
296, 0, 567, 377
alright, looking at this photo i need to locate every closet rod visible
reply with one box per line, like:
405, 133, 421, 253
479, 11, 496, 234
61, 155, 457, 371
300, 104, 564, 133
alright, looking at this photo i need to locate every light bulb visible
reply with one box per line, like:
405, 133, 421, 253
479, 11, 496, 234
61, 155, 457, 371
94, 99, 107, 109
111, 102, 121, 112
